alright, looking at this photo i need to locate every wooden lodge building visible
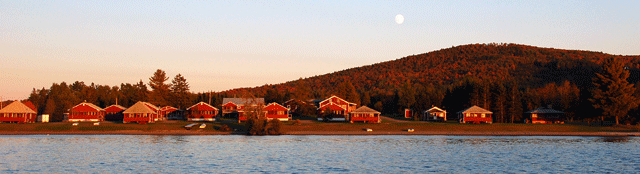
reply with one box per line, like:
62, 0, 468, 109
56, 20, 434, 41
423, 106, 447, 122
349, 106, 381, 123
68, 101, 105, 122
0, 101, 37, 123
104, 104, 126, 121
526, 107, 565, 124
186, 102, 219, 121
123, 101, 159, 124
222, 98, 265, 122
458, 105, 493, 124
264, 102, 291, 121
314, 95, 357, 122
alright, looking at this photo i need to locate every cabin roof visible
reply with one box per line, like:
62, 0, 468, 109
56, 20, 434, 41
458, 105, 493, 114
264, 102, 289, 111
0, 100, 36, 114
187, 102, 218, 111
71, 102, 105, 112
424, 106, 446, 113
526, 107, 564, 114
222, 98, 265, 106
351, 106, 380, 114
23, 101, 37, 112
123, 101, 156, 114
105, 104, 127, 110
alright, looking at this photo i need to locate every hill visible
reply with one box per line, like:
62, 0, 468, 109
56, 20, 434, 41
218, 43, 640, 123
25, 43, 640, 124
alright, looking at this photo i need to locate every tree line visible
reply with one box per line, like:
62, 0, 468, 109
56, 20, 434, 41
20, 44, 640, 125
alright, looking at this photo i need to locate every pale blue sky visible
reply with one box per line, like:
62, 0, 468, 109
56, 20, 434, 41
1, 0, 639, 100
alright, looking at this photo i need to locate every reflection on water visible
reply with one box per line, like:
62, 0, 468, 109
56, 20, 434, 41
0, 135, 638, 173
598, 136, 630, 143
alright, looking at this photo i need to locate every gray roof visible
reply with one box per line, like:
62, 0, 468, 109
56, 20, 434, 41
351, 106, 381, 114
526, 107, 564, 114
0, 101, 36, 114
222, 98, 264, 106
458, 105, 493, 114
123, 101, 156, 114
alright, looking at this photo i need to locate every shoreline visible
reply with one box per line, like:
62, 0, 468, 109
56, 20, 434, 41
1, 130, 639, 137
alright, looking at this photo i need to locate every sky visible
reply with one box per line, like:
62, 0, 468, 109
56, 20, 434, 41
1, 0, 639, 100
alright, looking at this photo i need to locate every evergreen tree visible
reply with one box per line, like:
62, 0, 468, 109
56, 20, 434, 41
148, 69, 171, 106
135, 80, 149, 103
589, 57, 639, 125
171, 74, 191, 109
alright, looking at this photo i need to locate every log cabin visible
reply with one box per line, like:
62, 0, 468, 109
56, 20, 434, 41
526, 107, 565, 124
457, 105, 492, 124
222, 98, 265, 122
423, 106, 447, 122
349, 106, 381, 123
0, 101, 37, 123
186, 102, 218, 121
264, 102, 290, 121
68, 101, 105, 122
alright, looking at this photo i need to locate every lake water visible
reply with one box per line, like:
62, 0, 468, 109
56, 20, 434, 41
0, 135, 638, 173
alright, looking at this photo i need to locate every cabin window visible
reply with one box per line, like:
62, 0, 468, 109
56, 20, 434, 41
481, 114, 485, 118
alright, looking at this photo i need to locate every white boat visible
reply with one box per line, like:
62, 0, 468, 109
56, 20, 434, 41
199, 123, 206, 129
407, 129, 414, 132
184, 123, 198, 130
93, 122, 100, 126
365, 128, 373, 132
72, 123, 79, 126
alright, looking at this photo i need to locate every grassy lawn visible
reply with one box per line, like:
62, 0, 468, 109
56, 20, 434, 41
1, 118, 639, 133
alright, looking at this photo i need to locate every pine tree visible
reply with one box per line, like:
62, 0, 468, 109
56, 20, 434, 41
589, 57, 639, 125
148, 69, 171, 106
171, 74, 190, 109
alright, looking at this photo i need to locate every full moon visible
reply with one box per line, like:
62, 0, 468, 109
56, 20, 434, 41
395, 14, 404, 24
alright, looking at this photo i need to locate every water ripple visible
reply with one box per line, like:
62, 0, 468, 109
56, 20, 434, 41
0, 135, 638, 173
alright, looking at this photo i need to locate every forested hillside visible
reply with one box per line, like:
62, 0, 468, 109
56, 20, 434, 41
223, 43, 640, 123
22, 43, 640, 124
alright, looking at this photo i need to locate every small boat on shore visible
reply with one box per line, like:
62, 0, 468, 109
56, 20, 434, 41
184, 123, 198, 130
199, 123, 206, 129
407, 129, 414, 132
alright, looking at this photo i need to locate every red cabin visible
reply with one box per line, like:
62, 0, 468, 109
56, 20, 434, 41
160, 106, 184, 120
0, 101, 37, 123
122, 101, 159, 124
458, 105, 493, 124
423, 106, 447, 122
222, 98, 265, 122
186, 102, 219, 121
526, 107, 565, 124
68, 102, 105, 122
315, 95, 357, 122
104, 104, 126, 121
264, 102, 290, 121
349, 106, 381, 123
